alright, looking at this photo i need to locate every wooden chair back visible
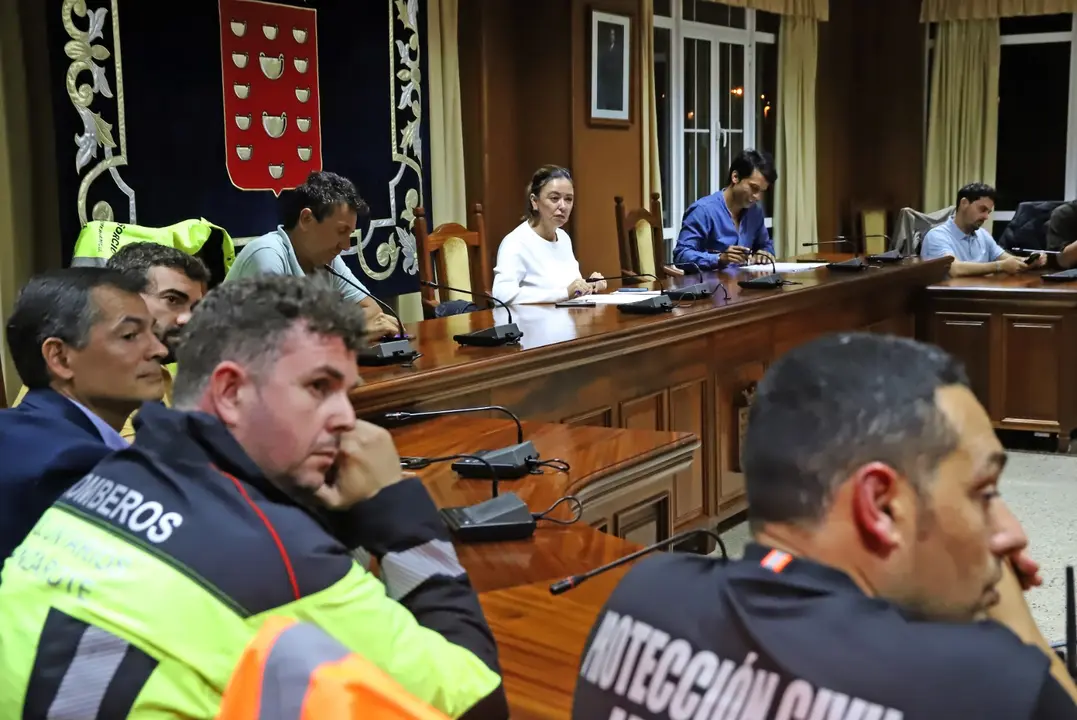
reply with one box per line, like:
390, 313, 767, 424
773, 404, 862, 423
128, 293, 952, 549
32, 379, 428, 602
615, 193, 676, 280
414, 204, 491, 313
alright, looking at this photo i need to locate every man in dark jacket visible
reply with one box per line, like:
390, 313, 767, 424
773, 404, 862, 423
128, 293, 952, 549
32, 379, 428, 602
0, 275, 507, 719
0, 268, 167, 561
573, 333, 1077, 719
1047, 200, 1077, 268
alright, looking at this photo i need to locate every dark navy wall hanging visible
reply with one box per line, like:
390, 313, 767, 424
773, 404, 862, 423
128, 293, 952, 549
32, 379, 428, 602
48, 0, 431, 297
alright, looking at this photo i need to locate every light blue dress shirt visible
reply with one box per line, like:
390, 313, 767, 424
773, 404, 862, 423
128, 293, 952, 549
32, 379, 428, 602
67, 397, 129, 451
226, 226, 370, 302
921, 218, 1005, 263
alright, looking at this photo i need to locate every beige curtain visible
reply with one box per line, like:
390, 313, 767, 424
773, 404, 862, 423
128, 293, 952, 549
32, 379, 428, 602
418, 0, 468, 313
710, 0, 829, 21
0, 0, 34, 403
922, 0, 1077, 22
774, 16, 818, 258
923, 20, 1000, 217
641, 0, 663, 216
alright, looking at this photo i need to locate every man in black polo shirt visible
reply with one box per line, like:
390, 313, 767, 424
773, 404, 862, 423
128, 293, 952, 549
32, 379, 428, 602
572, 333, 1077, 719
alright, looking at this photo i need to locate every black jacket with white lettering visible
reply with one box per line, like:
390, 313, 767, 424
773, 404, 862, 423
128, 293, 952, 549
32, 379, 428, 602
572, 543, 1073, 719
51, 402, 508, 719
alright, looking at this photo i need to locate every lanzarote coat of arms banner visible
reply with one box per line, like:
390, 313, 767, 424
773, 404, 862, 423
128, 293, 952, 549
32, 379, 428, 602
46, 0, 430, 297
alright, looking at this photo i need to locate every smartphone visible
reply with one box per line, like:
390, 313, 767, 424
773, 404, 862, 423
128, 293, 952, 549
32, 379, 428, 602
556, 300, 596, 308
1025, 253, 1042, 265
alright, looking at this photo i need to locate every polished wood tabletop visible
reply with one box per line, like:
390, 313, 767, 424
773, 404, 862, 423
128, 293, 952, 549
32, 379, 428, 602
390, 417, 695, 592
927, 267, 1077, 297
353, 256, 952, 411
390, 417, 668, 717
479, 569, 633, 720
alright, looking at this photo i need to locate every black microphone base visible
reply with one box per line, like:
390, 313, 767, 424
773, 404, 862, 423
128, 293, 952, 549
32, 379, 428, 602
357, 339, 420, 366
827, 257, 870, 272
738, 275, 784, 289
453, 323, 523, 347
664, 283, 713, 301
618, 294, 674, 314
450, 441, 539, 479
439, 492, 536, 542
867, 250, 904, 263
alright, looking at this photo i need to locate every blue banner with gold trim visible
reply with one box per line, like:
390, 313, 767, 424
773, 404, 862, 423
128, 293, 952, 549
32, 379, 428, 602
47, 0, 430, 297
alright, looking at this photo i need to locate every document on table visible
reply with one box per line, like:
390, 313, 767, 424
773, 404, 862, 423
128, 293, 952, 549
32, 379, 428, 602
739, 262, 827, 273
561, 291, 663, 305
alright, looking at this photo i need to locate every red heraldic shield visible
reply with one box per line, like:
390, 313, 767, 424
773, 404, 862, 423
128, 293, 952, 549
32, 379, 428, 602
219, 0, 321, 195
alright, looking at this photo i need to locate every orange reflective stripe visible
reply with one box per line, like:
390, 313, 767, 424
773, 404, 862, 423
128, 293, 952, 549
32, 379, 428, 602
301, 654, 450, 720
218, 617, 296, 720
760, 549, 793, 573
218, 618, 449, 720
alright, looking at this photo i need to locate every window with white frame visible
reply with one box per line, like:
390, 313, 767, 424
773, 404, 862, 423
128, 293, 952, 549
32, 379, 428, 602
654, 0, 780, 254
925, 14, 1077, 242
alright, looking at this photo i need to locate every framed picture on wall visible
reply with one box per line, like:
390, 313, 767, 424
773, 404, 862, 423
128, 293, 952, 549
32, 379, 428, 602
589, 9, 632, 127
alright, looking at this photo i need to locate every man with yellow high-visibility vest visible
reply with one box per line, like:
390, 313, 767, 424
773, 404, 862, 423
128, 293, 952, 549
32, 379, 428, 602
0, 275, 507, 719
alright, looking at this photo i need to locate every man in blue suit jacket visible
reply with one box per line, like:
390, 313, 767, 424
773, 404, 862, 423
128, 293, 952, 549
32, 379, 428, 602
0, 268, 168, 561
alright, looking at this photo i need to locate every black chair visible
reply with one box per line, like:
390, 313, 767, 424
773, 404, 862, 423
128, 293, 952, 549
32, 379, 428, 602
999, 201, 1065, 252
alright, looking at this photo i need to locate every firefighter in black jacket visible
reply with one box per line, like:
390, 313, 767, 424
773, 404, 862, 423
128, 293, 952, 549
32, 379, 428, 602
0, 275, 507, 719
573, 333, 1077, 719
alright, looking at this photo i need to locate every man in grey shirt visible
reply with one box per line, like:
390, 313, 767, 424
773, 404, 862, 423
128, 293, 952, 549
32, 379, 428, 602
227, 171, 400, 335
921, 182, 1046, 277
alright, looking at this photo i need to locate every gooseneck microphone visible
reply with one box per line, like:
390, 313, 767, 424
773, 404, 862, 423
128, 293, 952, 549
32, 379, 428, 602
420, 280, 523, 347
802, 237, 897, 267
381, 405, 539, 480
549, 528, 729, 595
737, 255, 790, 290
322, 264, 420, 366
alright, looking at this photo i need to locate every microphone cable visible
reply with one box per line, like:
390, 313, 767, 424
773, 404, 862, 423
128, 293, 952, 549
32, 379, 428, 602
401, 453, 582, 526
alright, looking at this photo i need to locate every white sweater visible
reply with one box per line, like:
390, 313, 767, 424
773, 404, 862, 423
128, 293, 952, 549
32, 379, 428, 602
491, 222, 584, 305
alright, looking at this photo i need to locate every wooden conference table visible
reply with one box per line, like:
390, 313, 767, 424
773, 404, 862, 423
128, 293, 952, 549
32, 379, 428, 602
920, 269, 1077, 449
359, 255, 953, 549
391, 416, 696, 718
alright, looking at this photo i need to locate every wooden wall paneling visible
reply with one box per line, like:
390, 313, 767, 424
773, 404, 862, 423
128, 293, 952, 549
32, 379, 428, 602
613, 491, 673, 546
815, 0, 924, 247
562, 406, 614, 427
619, 390, 668, 431
926, 310, 993, 414
1000, 313, 1063, 430
716, 359, 766, 512
668, 379, 710, 527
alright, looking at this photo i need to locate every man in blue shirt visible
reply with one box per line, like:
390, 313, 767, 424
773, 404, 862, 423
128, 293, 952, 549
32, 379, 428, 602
673, 149, 777, 270
921, 182, 1046, 277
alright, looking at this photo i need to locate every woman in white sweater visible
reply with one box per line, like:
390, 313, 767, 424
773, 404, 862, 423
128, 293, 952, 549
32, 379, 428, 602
491, 166, 607, 304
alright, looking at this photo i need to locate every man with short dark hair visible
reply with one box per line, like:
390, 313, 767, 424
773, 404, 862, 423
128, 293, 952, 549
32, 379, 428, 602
106, 242, 210, 365
673, 148, 778, 269
0, 268, 167, 560
572, 333, 1077, 719
922, 182, 1047, 276
0, 275, 507, 720
12, 243, 209, 439
226, 170, 401, 336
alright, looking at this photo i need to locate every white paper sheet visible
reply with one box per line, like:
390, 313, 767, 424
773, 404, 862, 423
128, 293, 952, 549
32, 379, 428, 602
560, 291, 663, 305
739, 262, 827, 273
